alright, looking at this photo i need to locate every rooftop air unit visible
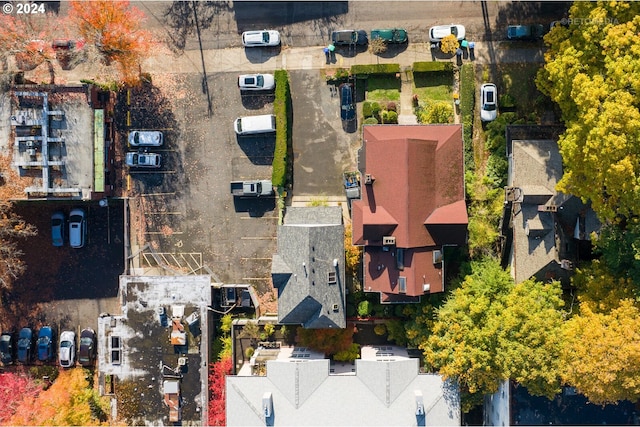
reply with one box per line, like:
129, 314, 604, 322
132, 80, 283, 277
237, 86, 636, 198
382, 236, 396, 246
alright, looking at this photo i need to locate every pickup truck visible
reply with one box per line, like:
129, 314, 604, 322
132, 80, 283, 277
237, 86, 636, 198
230, 180, 273, 197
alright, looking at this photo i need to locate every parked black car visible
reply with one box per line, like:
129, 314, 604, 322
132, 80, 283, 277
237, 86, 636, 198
339, 83, 356, 121
331, 30, 368, 46
78, 328, 96, 367
0, 332, 15, 365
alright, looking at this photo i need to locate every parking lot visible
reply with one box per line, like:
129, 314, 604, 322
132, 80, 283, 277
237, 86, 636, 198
124, 72, 279, 294
9, 199, 125, 332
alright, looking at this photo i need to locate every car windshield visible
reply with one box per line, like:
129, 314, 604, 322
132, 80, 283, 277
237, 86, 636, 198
38, 336, 49, 345
133, 133, 139, 144
61, 341, 71, 348
256, 75, 264, 87
81, 337, 93, 346
262, 32, 269, 43
451, 27, 458, 36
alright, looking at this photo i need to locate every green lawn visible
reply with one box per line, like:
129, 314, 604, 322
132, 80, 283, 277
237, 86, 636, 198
413, 71, 453, 102
366, 75, 401, 101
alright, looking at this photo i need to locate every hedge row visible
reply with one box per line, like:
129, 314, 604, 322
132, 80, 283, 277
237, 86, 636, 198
272, 70, 291, 188
459, 63, 475, 171
350, 63, 400, 75
412, 61, 454, 73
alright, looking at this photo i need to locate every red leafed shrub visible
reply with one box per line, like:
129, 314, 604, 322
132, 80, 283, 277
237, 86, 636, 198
208, 356, 232, 426
0, 372, 42, 424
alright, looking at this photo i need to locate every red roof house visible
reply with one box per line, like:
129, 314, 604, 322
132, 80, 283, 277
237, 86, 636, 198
352, 125, 467, 302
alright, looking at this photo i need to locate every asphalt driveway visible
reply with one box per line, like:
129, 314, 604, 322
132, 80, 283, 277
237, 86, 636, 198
289, 69, 357, 197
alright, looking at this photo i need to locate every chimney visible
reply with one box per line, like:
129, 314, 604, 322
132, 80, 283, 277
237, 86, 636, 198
364, 174, 374, 185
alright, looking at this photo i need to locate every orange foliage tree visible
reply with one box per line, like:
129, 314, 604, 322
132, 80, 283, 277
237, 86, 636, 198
208, 356, 232, 426
68, 0, 155, 83
6, 368, 109, 426
0, 14, 60, 70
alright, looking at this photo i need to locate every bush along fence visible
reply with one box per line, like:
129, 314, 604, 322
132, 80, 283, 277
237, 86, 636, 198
272, 70, 293, 224
459, 63, 475, 172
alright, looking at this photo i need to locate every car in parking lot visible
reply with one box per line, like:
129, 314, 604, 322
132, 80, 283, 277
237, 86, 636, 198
242, 30, 280, 47
370, 28, 408, 44
125, 152, 162, 168
78, 328, 96, 367
0, 332, 15, 365
59, 330, 75, 368
331, 30, 368, 46
339, 83, 355, 121
51, 211, 65, 247
128, 130, 163, 147
17, 327, 32, 364
238, 73, 275, 91
37, 326, 54, 362
429, 24, 466, 42
507, 24, 545, 40
69, 208, 86, 249
480, 83, 498, 122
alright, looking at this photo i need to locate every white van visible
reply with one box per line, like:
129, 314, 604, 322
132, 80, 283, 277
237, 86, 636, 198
234, 114, 276, 136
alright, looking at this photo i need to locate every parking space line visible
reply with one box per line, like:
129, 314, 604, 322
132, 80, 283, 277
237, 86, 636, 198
240, 237, 277, 240
140, 192, 176, 197
240, 216, 278, 220
144, 231, 184, 235
128, 170, 177, 174
145, 212, 184, 215
242, 277, 272, 281
241, 258, 272, 261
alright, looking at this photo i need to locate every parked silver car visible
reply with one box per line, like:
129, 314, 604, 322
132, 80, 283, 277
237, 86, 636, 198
126, 152, 162, 168
480, 83, 498, 122
69, 208, 86, 249
238, 74, 275, 91
59, 330, 75, 368
128, 130, 163, 147
241, 30, 280, 47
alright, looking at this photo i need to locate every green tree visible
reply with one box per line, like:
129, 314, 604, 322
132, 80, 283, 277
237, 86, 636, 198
561, 299, 640, 404
418, 101, 454, 124
423, 258, 565, 410
536, 2, 640, 222
592, 220, 640, 288
572, 260, 637, 314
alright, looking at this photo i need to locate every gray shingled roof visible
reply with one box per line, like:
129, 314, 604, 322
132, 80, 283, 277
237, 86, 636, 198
508, 139, 601, 284
226, 358, 461, 426
271, 206, 346, 328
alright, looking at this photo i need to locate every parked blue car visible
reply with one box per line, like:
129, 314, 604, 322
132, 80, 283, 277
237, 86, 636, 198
17, 327, 32, 364
37, 326, 54, 362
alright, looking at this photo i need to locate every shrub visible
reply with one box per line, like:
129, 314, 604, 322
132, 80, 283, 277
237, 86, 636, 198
357, 300, 371, 317
333, 343, 361, 362
363, 101, 373, 118
412, 62, 454, 73
374, 324, 387, 336
363, 117, 379, 125
350, 64, 400, 75
419, 101, 453, 124
386, 101, 397, 112
459, 64, 475, 172
369, 38, 387, 55
440, 34, 459, 54
272, 70, 291, 188
382, 110, 398, 124
499, 93, 517, 109
371, 102, 381, 116
244, 347, 255, 359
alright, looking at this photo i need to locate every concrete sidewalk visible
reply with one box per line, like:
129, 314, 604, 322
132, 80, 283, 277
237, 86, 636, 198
49, 41, 545, 84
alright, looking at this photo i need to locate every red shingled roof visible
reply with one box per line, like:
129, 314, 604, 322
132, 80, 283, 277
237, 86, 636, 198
352, 125, 467, 298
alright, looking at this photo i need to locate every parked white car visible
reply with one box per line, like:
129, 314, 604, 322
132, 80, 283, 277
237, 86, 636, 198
59, 330, 75, 368
238, 74, 275, 91
128, 130, 163, 147
126, 152, 162, 168
429, 24, 466, 42
480, 83, 498, 122
241, 30, 280, 47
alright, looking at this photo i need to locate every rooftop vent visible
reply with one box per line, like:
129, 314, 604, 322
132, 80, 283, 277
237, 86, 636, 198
415, 390, 425, 416
263, 392, 273, 418
328, 271, 337, 284
538, 204, 558, 212
332, 304, 339, 312
364, 174, 374, 185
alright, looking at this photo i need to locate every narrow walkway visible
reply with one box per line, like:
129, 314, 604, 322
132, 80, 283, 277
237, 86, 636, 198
398, 67, 418, 125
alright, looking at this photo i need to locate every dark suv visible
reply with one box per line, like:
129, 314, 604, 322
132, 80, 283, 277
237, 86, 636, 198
17, 327, 33, 364
331, 30, 368, 46
339, 83, 356, 121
